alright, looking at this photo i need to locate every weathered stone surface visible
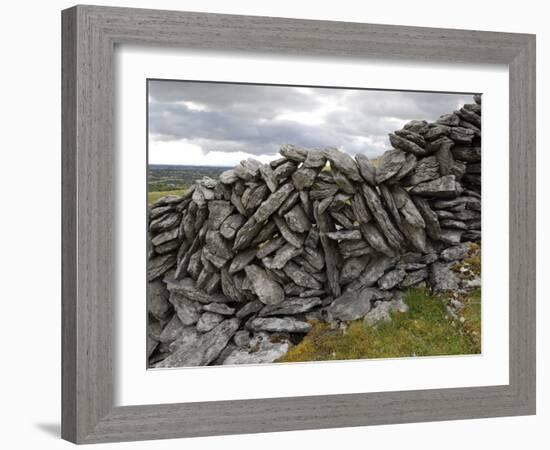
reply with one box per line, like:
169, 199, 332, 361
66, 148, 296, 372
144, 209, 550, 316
223, 333, 290, 365
440, 242, 471, 262
436, 113, 460, 126
440, 219, 468, 230
219, 169, 239, 184
346, 255, 395, 292
259, 163, 278, 192
375, 149, 407, 184
260, 296, 322, 316
355, 154, 377, 185
165, 276, 231, 304
363, 293, 409, 327
378, 269, 406, 290
169, 293, 201, 325
156, 318, 239, 367
204, 200, 232, 230
395, 129, 426, 147
256, 236, 286, 259
401, 268, 428, 287
148, 254, 176, 281
151, 227, 179, 247
399, 220, 427, 253
436, 142, 455, 177
404, 119, 429, 134
219, 213, 245, 240
203, 303, 235, 316
430, 262, 460, 292
424, 125, 450, 141
247, 317, 312, 333
391, 186, 425, 228
412, 196, 441, 241
273, 161, 298, 182
233, 217, 263, 251
284, 204, 311, 233
403, 156, 439, 186
332, 168, 356, 193
393, 153, 417, 181
292, 167, 318, 191
327, 288, 386, 321
150, 212, 180, 233
270, 243, 303, 269
280, 144, 308, 162
322, 147, 362, 181
245, 265, 285, 305
362, 184, 405, 249
326, 229, 362, 241
410, 175, 460, 198
148, 279, 172, 319
283, 261, 323, 290
389, 133, 427, 156
228, 247, 257, 274
196, 312, 224, 332
449, 126, 475, 145
252, 182, 294, 223
452, 146, 481, 163
360, 223, 393, 256
456, 107, 481, 128
273, 214, 305, 248
340, 255, 370, 285
304, 149, 326, 168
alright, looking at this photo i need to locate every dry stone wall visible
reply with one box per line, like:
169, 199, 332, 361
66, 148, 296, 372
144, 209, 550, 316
147, 95, 482, 367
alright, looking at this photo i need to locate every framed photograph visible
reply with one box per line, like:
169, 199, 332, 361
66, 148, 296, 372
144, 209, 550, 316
62, 5, 536, 444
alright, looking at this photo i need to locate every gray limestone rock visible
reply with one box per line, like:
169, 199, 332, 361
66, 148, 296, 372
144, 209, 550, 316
389, 133, 427, 156
292, 167, 318, 190
252, 182, 294, 223
148, 279, 172, 320
410, 175, 460, 199
322, 147, 362, 182
375, 149, 407, 184
247, 317, 312, 333
284, 204, 311, 233
259, 296, 322, 316
245, 265, 285, 305
223, 333, 290, 365
196, 312, 224, 333
440, 242, 471, 262
280, 144, 308, 162
327, 287, 386, 321
148, 254, 176, 281
271, 243, 303, 270
430, 261, 460, 292
378, 269, 406, 290
355, 154, 377, 185
156, 318, 240, 367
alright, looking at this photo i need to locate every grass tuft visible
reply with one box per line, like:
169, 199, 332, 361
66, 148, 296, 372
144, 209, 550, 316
278, 287, 481, 363
148, 189, 187, 205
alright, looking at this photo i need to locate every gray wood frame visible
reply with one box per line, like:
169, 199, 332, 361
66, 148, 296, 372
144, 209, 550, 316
62, 5, 536, 444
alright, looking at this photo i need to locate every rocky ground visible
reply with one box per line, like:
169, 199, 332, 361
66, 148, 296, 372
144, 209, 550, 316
146, 95, 482, 367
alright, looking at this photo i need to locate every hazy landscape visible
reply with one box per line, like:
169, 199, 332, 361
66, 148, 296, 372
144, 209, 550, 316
148, 164, 227, 204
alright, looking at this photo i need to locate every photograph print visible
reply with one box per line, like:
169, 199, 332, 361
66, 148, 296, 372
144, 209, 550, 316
146, 80, 482, 368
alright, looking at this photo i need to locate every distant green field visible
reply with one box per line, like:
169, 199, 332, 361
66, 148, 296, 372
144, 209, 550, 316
148, 189, 187, 205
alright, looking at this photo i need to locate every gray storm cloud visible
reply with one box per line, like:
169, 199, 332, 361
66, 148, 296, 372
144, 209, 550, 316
148, 80, 473, 165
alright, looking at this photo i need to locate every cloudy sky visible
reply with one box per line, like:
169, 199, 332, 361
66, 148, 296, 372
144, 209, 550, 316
148, 80, 473, 166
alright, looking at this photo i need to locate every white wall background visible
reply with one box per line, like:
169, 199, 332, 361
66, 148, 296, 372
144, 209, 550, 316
0, 0, 546, 448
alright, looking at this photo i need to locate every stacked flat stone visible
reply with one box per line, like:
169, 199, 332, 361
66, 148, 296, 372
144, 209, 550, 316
146, 95, 482, 368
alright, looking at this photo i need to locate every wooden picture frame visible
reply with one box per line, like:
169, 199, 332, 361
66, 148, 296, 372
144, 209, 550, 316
62, 5, 536, 444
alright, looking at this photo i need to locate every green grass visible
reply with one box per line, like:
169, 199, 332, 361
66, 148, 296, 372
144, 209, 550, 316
278, 287, 481, 363
148, 189, 187, 205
